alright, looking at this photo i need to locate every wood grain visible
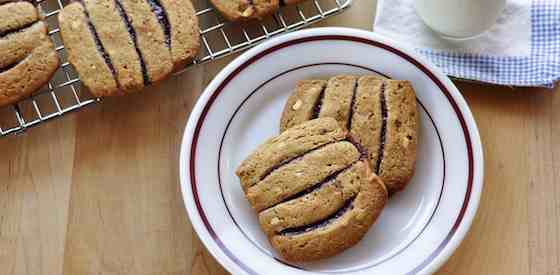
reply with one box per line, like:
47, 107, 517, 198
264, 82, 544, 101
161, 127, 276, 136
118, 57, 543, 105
1, 0, 560, 274
0, 117, 75, 275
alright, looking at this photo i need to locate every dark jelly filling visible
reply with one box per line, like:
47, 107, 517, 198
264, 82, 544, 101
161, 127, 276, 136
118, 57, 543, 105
114, 0, 150, 86
310, 85, 326, 119
258, 141, 335, 181
262, 162, 357, 211
279, 197, 355, 236
0, 20, 38, 38
0, 58, 22, 73
375, 82, 387, 175
346, 81, 358, 130
146, 0, 171, 48
80, 1, 118, 81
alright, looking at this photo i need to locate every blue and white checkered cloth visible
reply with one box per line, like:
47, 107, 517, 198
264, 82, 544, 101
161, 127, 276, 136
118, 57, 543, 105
374, 0, 560, 88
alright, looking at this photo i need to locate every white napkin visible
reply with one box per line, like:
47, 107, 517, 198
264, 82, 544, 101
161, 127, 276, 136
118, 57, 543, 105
373, 0, 560, 88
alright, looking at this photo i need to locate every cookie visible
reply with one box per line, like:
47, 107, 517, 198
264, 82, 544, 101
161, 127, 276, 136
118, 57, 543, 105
209, 0, 278, 22
118, 0, 174, 84
0, 1, 38, 34
57, 3, 118, 97
58, 0, 200, 97
279, 79, 327, 131
0, 2, 60, 107
237, 118, 388, 261
280, 75, 418, 194
86, 0, 145, 92
157, 0, 200, 70
317, 75, 357, 129
209, 0, 310, 22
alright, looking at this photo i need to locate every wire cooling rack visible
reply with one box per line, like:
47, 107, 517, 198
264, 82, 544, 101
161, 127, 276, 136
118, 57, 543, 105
0, 0, 351, 137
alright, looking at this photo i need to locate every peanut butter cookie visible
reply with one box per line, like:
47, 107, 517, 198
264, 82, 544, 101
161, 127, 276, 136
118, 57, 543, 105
58, 0, 199, 97
237, 118, 388, 261
280, 75, 418, 194
0, 1, 60, 107
209, 0, 308, 22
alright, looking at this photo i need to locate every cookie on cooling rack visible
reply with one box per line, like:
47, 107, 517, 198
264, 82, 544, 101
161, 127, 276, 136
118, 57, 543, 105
58, 0, 199, 97
280, 75, 418, 194
209, 0, 307, 22
0, 1, 60, 107
209, 0, 278, 22
236, 118, 388, 261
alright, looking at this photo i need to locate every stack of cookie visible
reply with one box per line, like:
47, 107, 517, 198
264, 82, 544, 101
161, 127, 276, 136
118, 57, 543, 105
58, 0, 200, 97
0, 0, 60, 107
236, 75, 418, 261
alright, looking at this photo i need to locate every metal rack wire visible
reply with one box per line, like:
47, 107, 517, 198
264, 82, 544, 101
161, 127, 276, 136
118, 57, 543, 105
0, 0, 351, 137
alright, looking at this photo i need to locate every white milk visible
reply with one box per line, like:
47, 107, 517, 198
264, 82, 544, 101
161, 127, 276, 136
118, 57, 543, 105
415, 0, 507, 39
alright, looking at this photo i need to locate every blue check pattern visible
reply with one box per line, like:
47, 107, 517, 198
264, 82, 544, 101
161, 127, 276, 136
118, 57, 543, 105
418, 0, 560, 88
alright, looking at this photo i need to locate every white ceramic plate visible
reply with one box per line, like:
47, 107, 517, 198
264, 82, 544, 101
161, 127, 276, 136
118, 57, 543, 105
179, 27, 484, 275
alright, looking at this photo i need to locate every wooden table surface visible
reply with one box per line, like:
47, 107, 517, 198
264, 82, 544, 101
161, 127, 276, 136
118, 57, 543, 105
2, 1, 560, 274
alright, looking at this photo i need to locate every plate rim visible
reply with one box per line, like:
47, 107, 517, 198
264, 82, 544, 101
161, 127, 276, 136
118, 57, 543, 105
179, 27, 484, 275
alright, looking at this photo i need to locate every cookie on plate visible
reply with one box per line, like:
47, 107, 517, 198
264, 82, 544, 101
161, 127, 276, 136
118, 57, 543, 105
236, 118, 388, 261
58, 0, 199, 97
0, 1, 60, 107
280, 75, 418, 194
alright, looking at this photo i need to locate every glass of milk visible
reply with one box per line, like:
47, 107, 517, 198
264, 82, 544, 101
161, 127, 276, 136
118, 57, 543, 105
415, 0, 507, 39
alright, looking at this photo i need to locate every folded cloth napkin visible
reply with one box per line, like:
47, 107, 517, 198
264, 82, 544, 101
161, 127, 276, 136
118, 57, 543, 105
374, 0, 560, 88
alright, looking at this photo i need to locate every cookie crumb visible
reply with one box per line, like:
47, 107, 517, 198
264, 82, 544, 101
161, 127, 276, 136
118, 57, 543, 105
241, 6, 254, 17
292, 100, 303, 110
